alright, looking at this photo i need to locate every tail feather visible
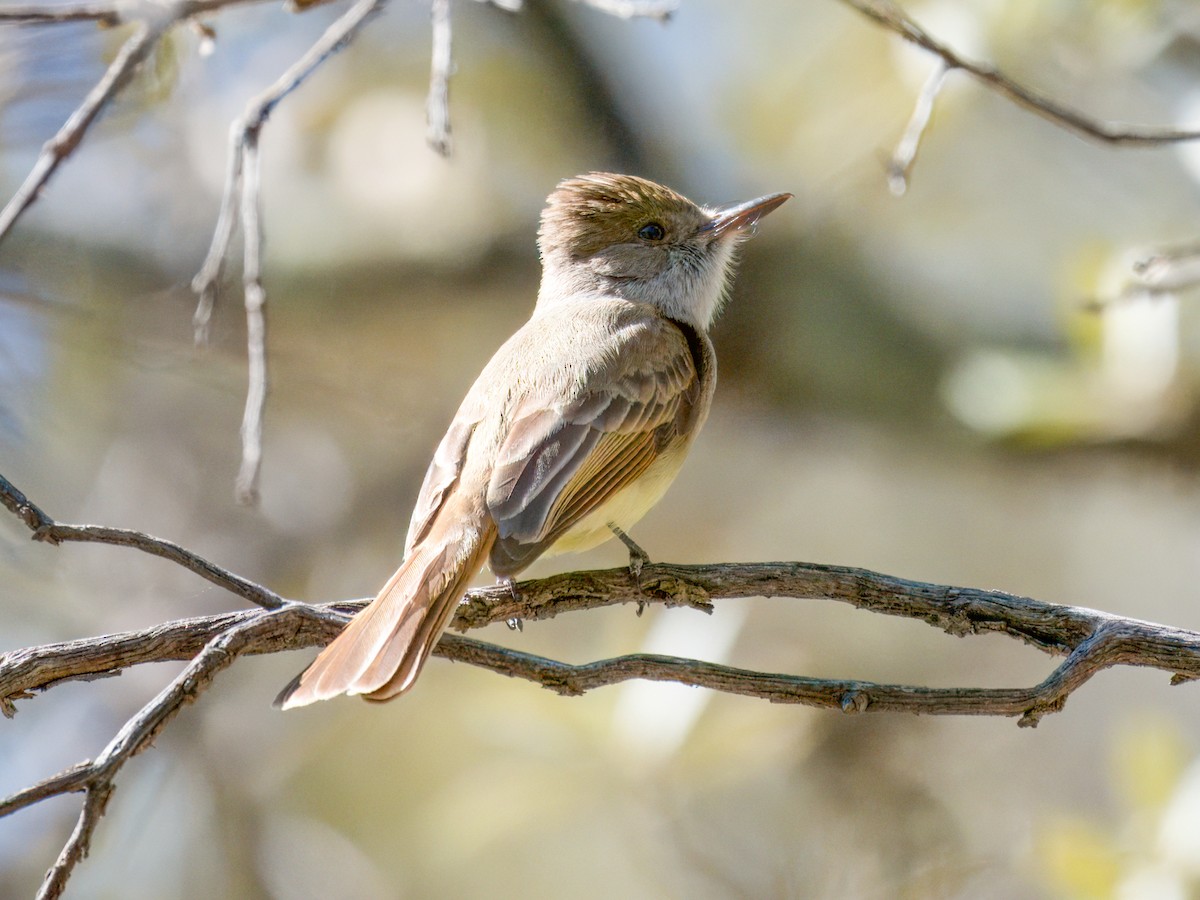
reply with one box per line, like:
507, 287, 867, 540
361, 539, 487, 701
277, 519, 494, 709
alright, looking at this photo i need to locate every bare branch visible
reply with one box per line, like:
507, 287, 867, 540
0, 0, 280, 247
1132, 243, 1200, 295
0, 473, 284, 609
0, 0, 384, 506
37, 781, 112, 900
7, 458, 1200, 895
16, 608, 314, 900
432, 632, 1067, 726
0, 0, 270, 24
187, 0, 388, 500
444, 608, 1200, 728
841, 0, 1200, 147
570, 0, 675, 22
235, 125, 267, 504
5, 465, 1198, 718
17, 596, 1150, 897
193, 0, 389, 286
0, 21, 163, 246
6, 555, 1200, 723
887, 59, 947, 195
0, 3, 121, 24
191, 128, 244, 343
0, 762, 93, 819
426, 0, 453, 155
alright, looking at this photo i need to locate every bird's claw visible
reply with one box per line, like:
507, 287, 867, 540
498, 576, 522, 630
609, 523, 652, 614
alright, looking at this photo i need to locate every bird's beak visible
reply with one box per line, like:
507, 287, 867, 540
700, 191, 792, 239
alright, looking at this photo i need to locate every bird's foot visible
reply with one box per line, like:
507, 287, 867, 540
499, 576, 523, 630
608, 523, 651, 615
499, 575, 519, 600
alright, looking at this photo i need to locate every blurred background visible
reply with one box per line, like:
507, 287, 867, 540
4, 0, 1200, 897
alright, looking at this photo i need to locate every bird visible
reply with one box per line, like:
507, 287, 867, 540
277, 172, 790, 708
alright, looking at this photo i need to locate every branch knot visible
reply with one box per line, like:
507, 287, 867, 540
840, 689, 869, 714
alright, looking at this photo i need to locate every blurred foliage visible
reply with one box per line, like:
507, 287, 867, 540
1037, 716, 1199, 900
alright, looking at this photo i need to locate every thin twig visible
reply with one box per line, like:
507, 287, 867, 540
25, 608, 309, 899
426, 0, 453, 156
0, 607, 347, 716
189, 0, 388, 500
194, 0, 389, 291
841, 0, 1200, 147
0, 472, 284, 609
0, 762, 94, 818
0, 0, 269, 23
431, 622, 1122, 726
0, 0, 275, 251
887, 58, 947, 196
0, 2, 120, 24
571, 0, 675, 21
0, 21, 163, 246
1132, 243, 1200, 294
235, 125, 267, 504
37, 782, 112, 900
191, 128, 244, 343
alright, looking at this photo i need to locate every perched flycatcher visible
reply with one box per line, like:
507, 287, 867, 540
279, 172, 789, 708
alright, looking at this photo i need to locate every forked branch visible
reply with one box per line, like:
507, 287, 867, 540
3, 470, 1198, 893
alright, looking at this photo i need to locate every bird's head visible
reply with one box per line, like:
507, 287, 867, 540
536, 172, 790, 330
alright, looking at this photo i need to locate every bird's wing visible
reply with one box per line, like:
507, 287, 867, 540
405, 414, 479, 556
486, 315, 704, 575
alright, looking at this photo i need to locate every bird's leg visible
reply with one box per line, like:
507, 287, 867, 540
609, 523, 651, 576
499, 576, 523, 631
609, 523, 651, 615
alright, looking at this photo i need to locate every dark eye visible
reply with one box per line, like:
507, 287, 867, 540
638, 222, 666, 242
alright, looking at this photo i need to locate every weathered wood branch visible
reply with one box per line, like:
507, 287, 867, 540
0, 473, 284, 609
8, 538, 1198, 899
5, 561, 1199, 723
5, 466, 1198, 726
17, 608, 317, 900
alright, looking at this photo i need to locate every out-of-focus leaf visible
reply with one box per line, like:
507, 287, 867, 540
1037, 817, 1123, 900
1111, 716, 1191, 815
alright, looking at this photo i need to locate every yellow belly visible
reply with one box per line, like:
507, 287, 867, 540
542, 444, 690, 558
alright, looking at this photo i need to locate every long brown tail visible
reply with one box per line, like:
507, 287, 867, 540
277, 513, 495, 709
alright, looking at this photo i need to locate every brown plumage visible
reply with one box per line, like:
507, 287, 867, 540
277, 173, 789, 708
